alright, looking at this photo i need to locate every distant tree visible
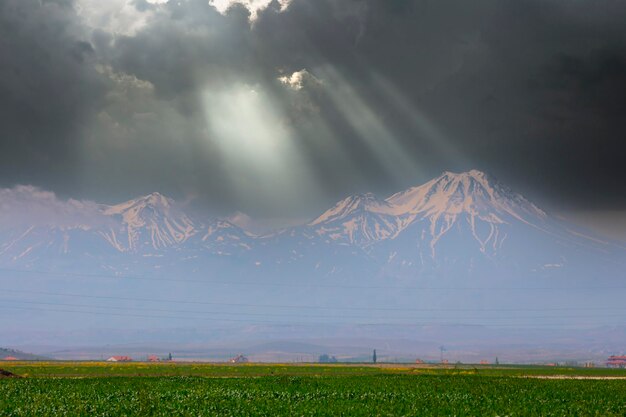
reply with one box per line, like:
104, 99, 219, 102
373, 349, 377, 364
319, 354, 338, 363
168, 352, 172, 361
495, 357, 499, 365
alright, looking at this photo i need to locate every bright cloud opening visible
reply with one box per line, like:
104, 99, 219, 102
210, 0, 291, 20
278, 69, 321, 91
202, 83, 323, 212
76, 0, 164, 35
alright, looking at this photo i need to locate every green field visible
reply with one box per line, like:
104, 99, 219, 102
1, 363, 626, 416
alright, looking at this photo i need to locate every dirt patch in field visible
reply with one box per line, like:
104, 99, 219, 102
0, 369, 20, 378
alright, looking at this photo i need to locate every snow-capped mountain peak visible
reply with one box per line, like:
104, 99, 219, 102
307, 193, 402, 245
304, 170, 554, 253
378, 170, 557, 259
104, 192, 173, 218
387, 170, 546, 224
102, 192, 196, 252
310, 192, 395, 226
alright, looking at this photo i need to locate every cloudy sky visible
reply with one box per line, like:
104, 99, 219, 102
1, 0, 625, 223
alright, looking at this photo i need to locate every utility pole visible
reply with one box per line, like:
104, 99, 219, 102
440, 346, 446, 363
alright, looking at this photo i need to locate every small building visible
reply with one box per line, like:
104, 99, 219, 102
2, 356, 18, 361
606, 355, 626, 368
148, 355, 160, 362
106, 356, 132, 362
230, 354, 249, 363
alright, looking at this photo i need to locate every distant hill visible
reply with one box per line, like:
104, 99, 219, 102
0, 347, 48, 361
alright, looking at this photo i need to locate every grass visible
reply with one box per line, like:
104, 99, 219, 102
3, 361, 626, 378
1, 362, 626, 416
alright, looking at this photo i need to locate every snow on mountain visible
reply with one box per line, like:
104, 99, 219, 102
0, 187, 258, 271
369, 170, 621, 275
306, 170, 551, 252
307, 193, 403, 245
0, 172, 622, 279
0, 186, 118, 267
102, 192, 197, 252
387, 169, 546, 224
297, 170, 622, 278
195, 219, 254, 255
310, 193, 396, 225
382, 170, 552, 257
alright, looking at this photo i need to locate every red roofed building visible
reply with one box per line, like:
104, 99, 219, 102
2, 356, 18, 361
106, 356, 132, 362
148, 355, 160, 362
606, 355, 626, 368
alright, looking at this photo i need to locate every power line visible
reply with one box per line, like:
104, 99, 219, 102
0, 298, 414, 320
0, 304, 276, 324
2, 298, 626, 322
0, 304, 615, 328
0, 267, 624, 290
2, 288, 625, 313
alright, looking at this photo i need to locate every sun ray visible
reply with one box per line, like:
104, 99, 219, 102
316, 66, 424, 183
369, 72, 471, 169
201, 83, 324, 213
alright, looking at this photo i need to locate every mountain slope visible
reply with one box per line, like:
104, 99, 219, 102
384, 170, 553, 258
307, 193, 403, 245
266, 170, 622, 280
102, 193, 197, 252
0, 171, 622, 280
374, 170, 619, 276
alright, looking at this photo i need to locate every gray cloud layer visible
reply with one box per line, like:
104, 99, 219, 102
1, 0, 625, 216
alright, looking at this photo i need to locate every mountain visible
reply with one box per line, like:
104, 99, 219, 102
371, 170, 616, 276
102, 192, 197, 252
308, 193, 403, 245
2, 172, 625, 355
0, 170, 622, 281
387, 170, 545, 221
273, 170, 621, 280
0, 191, 254, 272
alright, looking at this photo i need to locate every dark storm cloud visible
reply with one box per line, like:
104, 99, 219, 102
250, 0, 626, 209
419, 0, 626, 209
0, 0, 107, 192
1, 0, 625, 214
111, 1, 254, 100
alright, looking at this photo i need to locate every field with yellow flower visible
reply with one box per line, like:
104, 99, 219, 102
1, 362, 625, 416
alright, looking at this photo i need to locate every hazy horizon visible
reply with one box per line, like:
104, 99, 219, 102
1, 0, 626, 363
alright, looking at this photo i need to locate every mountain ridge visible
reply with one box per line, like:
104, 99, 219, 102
0, 170, 622, 280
